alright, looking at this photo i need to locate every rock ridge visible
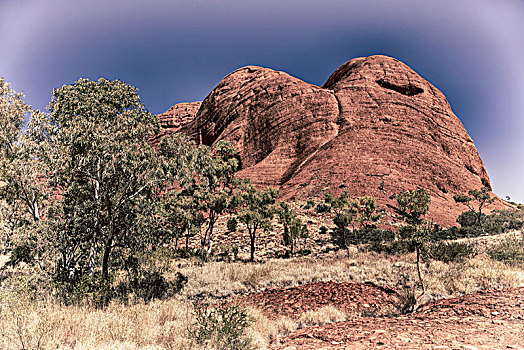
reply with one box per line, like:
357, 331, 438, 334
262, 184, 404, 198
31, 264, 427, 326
155, 55, 508, 225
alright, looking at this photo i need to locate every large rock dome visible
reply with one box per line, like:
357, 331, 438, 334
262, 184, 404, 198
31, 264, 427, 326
156, 55, 507, 226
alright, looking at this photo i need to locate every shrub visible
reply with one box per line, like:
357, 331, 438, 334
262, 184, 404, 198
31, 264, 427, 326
487, 235, 524, 266
490, 209, 524, 232
303, 199, 316, 210
319, 225, 328, 235
189, 301, 254, 350
367, 239, 415, 255
116, 270, 187, 304
55, 272, 114, 308
430, 226, 460, 241
315, 203, 331, 214
227, 218, 238, 232
7, 242, 36, 266
175, 247, 199, 259
360, 228, 395, 244
429, 242, 476, 263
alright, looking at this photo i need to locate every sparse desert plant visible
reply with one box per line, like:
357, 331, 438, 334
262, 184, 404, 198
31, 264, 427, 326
487, 234, 524, 266
238, 184, 279, 262
429, 241, 477, 263
189, 301, 254, 350
303, 199, 316, 210
315, 202, 331, 214
394, 274, 418, 315
489, 209, 524, 232
277, 201, 309, 256
454, 187, 495, 234
227, 217, 239, 232
388, 188, 431, 310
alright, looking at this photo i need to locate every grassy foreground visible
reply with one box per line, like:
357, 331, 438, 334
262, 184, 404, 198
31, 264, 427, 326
1, 239, 523, 350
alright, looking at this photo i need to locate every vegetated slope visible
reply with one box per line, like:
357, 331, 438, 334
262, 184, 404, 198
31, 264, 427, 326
156, 55, 509, 226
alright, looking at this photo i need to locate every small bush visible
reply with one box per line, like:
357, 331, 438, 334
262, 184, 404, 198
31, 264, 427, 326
175, 247, 199, 259
429, 242, 476, 263
319, 225, 328, 235
227, 218, 238, 232
487, 235, 524, 266
490, 209, 524, 232
395, 283, 417, 315
360, 228, 395, 244
117, 270, 188, 304
303, 199, 316, 210
7, 242, 36, 267
189, 301, 254, 350
55, 272, 114, 308
315, 203, 331, 214
367, 239, 415, 255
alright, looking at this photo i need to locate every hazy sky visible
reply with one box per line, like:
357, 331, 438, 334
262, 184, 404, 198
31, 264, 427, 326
1, 0, 523, 202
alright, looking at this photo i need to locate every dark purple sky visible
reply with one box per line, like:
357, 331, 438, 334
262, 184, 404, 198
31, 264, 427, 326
1, 0, 523, 202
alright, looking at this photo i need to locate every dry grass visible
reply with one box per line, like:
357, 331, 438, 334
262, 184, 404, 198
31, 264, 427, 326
1, 243, 523, 349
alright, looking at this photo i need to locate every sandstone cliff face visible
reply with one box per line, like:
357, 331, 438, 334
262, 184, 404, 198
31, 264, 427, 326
157, 55, 505, 226
150, 101, 202, 146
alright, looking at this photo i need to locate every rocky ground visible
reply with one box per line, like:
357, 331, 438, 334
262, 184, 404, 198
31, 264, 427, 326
242, 282, 524, 349
242, 281, 399, 319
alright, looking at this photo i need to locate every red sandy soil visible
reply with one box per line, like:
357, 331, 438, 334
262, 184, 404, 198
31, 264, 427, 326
242, 281, 399, 319
274, 285, 524, 349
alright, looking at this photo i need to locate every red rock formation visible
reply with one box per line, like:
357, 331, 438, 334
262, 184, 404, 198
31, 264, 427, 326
149, 101, 201, 146
157, 55, 508, 226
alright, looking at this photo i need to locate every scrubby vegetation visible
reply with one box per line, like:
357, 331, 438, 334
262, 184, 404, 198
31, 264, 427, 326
1, 77, 523, 348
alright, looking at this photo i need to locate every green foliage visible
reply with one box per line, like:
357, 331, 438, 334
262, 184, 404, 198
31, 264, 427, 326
388, 188, 431, 309
325, 192, 353, 254
326, 193, 382, 254
389, 188, 430, 226
189, 302, 254, 350
487, 235, 524, 266
315, 202, 331, 213
351, 196, 382, 231
26, 78, 194, 293
429, 242, 476, 263
453, 187, 494, 233
489, 209, 524, 232
6, 241, 36, 266
227, 217, 238, 232
177, 140, 241, 259
277, 201, 308, 256
0, 79, 48, 258
238, 183, 279, 261
116, 270, 187, 304
55, 272, 113, 307
303, 199, 315, 210
367, 239, 415, 255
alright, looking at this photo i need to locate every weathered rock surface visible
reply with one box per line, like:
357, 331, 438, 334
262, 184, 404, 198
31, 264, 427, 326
277, 286, 524, 349
242, 281, 399, 319
157, 55, 508, 226
150, 101, 201, 146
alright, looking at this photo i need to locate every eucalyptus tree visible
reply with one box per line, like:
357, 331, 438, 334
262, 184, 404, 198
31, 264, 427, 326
389, 188, 431, 311
35, 78, 190, 282
277, 201, 308, 255
453, 187, 494, 233
183, 140, 241, 259
351, 196, 382, 245
0, 79, 48, 254
324, 192, 356, 256
238, 183, 279, 262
